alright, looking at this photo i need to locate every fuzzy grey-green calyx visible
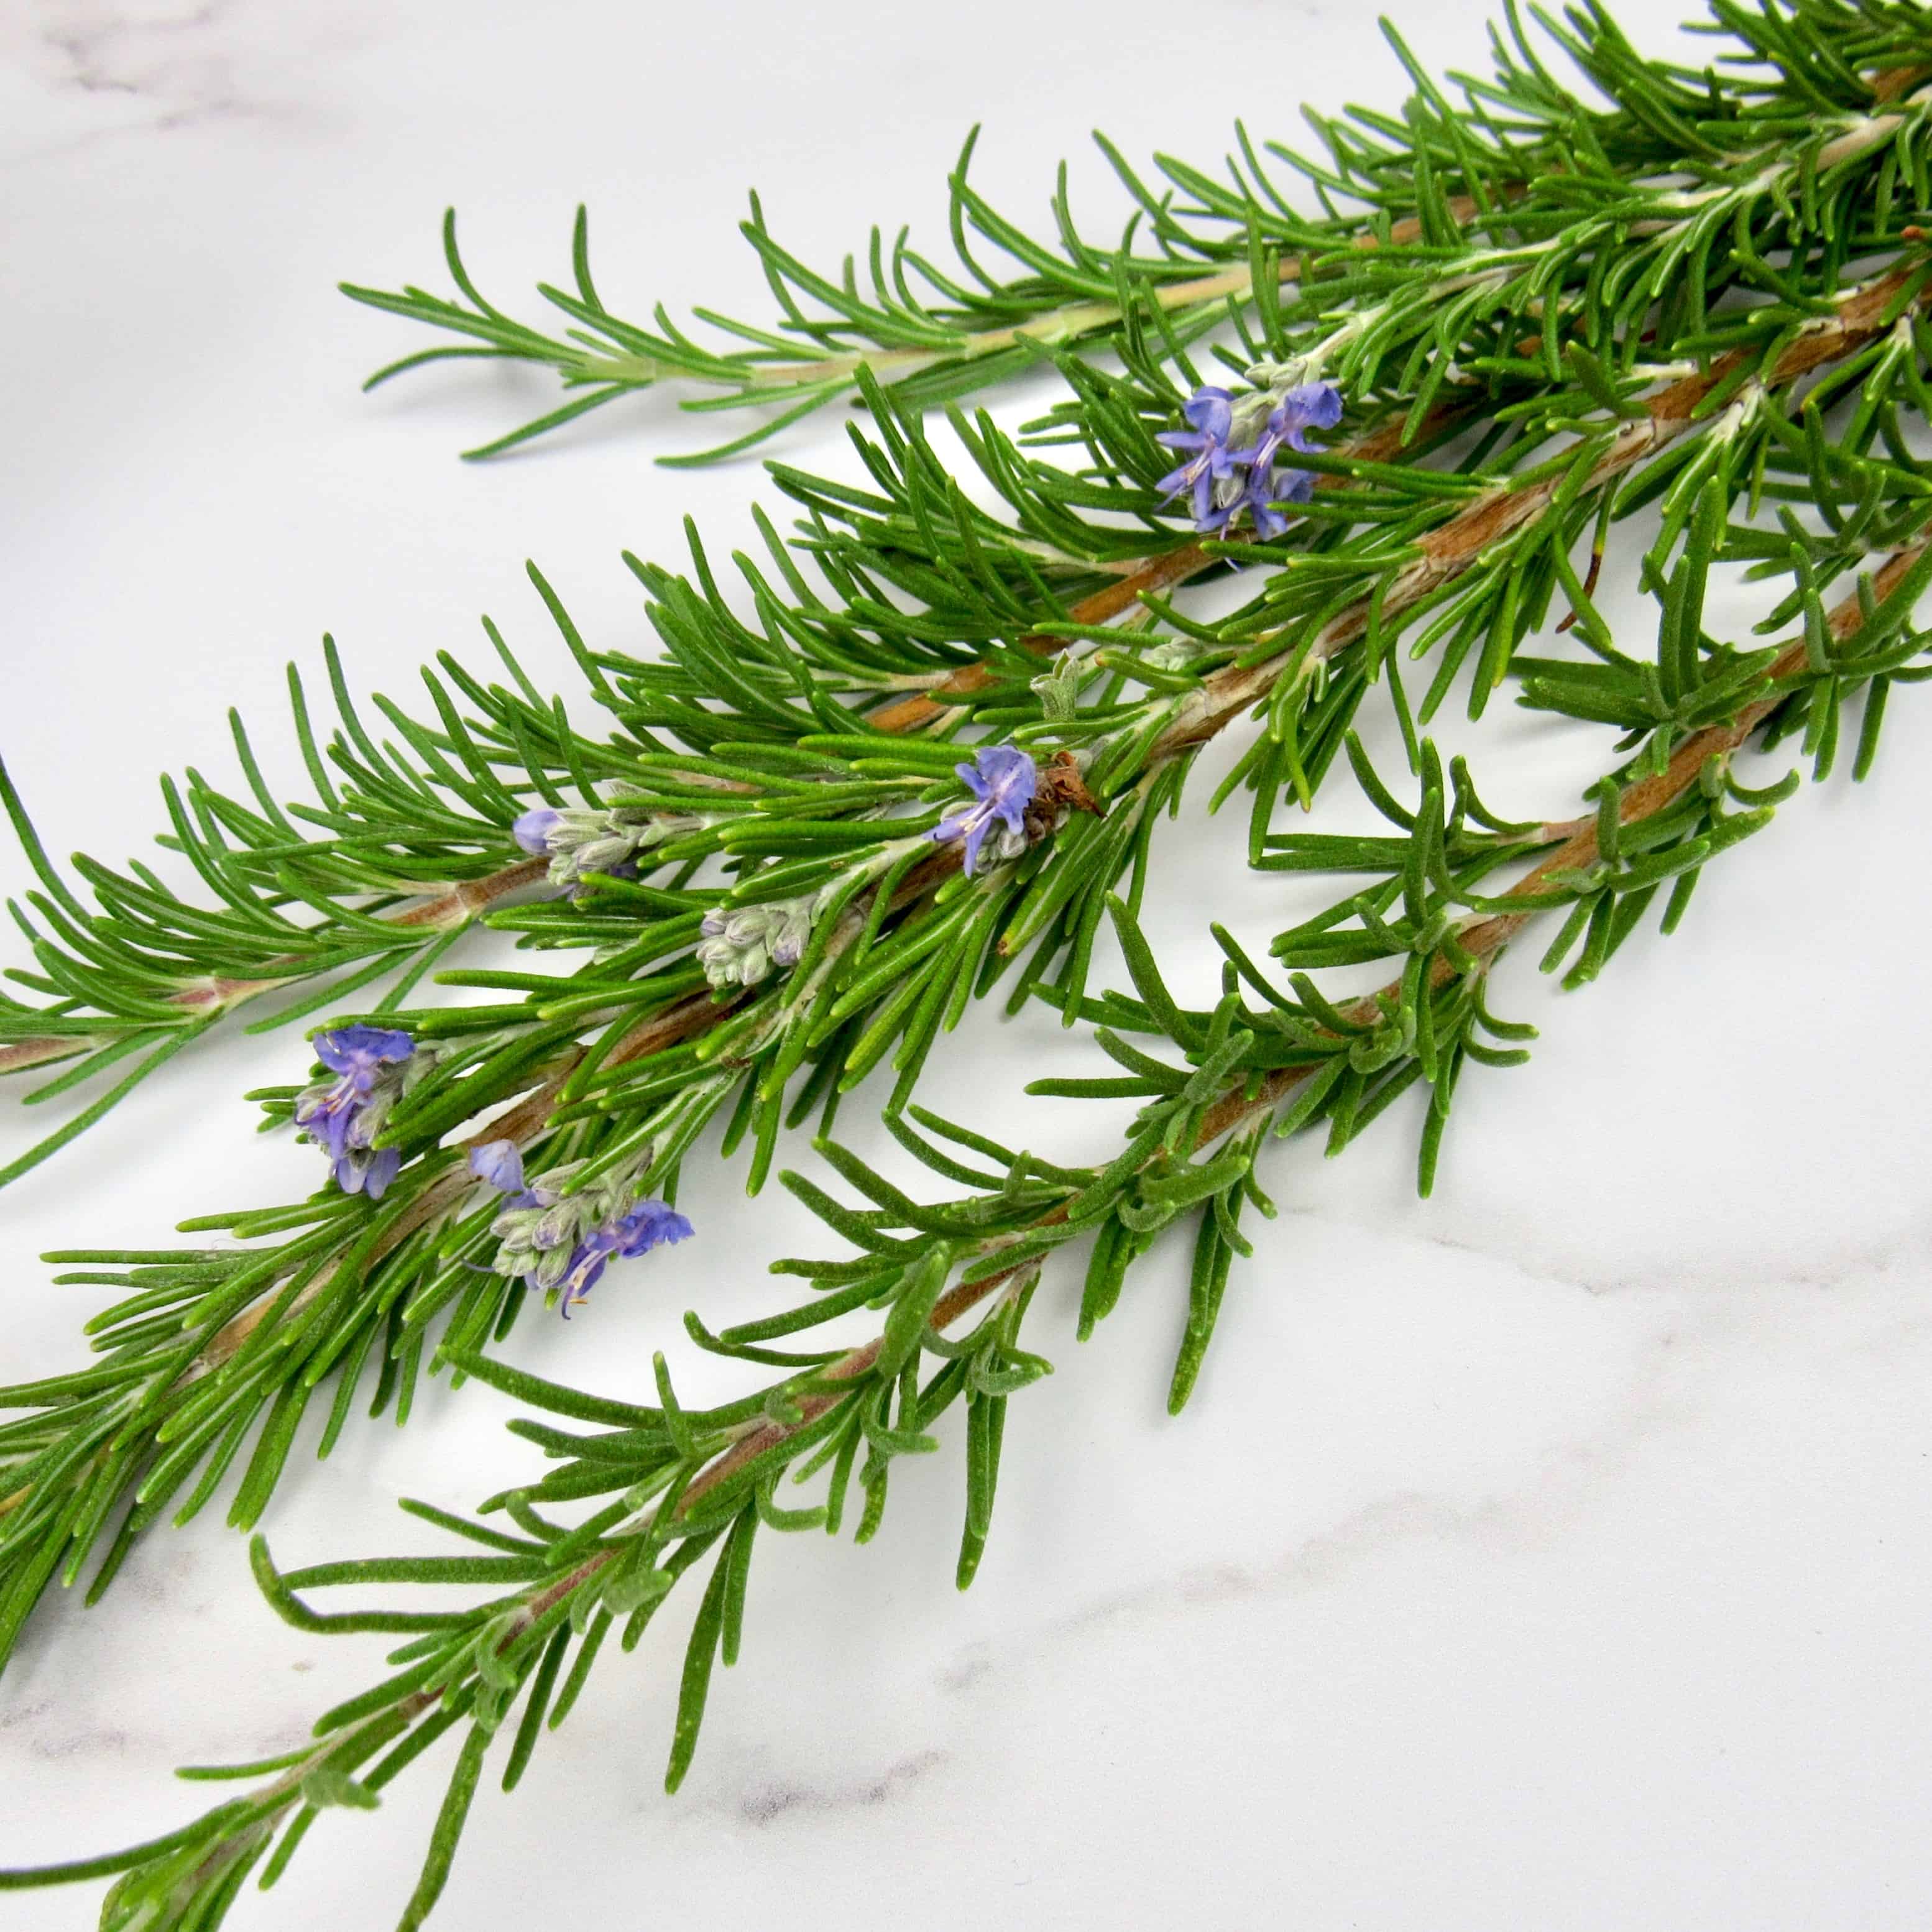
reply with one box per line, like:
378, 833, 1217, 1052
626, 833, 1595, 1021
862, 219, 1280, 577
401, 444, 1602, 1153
520, 795, 717, 889
695, 895, 817, 990
485, 1157, 651, 1279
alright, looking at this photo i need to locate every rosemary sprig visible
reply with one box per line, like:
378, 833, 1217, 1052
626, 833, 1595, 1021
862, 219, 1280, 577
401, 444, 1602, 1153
9, 526, 1925, 1931
6, 135, 1930, 1675
338, 2, 1932, 461
4, 6, 1932, 1919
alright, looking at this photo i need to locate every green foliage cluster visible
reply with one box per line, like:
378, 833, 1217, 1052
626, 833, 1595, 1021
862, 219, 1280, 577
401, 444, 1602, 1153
5, 1, 1932, 1923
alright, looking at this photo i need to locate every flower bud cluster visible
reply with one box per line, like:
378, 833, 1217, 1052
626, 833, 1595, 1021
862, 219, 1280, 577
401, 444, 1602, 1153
469, 1139, 693, 1317
513, 796, 715, 890
480, 1151, 619, 1282
293, 1025, 433, 1200
695, 895, 818, 990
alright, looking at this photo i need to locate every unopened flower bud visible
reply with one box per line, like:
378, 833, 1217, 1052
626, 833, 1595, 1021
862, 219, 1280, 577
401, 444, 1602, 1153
696, 894, 818, 990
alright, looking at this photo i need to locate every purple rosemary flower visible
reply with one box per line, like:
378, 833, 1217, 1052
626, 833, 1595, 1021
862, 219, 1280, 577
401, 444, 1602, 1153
469, 1138, 560, 1219
468, 1138, 528, 1194
547, 1202, 694, 1317
293, 1024, 418, 1200
469, 1143, 692, 1317
931, 743, 1037, 877
512, 806, 561, 854
1154, 385, 1239, 525
1231, 380, 1344, 541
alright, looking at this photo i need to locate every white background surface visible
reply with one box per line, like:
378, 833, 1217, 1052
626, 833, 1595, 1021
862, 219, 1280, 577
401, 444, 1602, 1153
4, 1, 1932, 1926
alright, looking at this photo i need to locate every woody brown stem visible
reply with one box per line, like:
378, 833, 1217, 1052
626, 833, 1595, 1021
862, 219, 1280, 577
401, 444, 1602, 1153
0, 1039, 90, 1077
387, 855, 551, 927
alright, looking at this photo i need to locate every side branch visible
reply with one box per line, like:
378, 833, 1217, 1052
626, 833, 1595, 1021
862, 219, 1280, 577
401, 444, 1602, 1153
1154, 264, 1932, 758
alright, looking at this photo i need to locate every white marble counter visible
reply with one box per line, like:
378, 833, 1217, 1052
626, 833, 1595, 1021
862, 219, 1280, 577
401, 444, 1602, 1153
5, 2, 1932, 1926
